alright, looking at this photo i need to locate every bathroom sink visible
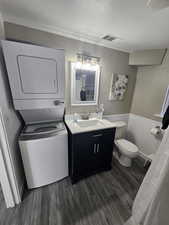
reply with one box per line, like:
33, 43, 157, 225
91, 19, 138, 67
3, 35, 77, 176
75, 119, 104, 128
65, 118, 122, 134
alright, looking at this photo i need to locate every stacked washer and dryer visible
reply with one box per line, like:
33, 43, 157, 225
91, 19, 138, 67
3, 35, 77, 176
2, 40, 68, 189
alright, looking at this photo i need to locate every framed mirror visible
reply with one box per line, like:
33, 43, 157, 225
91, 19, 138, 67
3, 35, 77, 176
71, 62, 100, 105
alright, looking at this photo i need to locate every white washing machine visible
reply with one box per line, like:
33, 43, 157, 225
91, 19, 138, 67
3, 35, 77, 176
19, 121, 68, 189
2, 40, 68, 189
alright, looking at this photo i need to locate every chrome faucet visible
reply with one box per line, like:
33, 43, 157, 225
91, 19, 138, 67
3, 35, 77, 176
81, 113, 90, 120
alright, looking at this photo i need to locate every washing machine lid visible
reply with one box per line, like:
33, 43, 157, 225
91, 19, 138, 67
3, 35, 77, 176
19, 105, 65, 124
22, 121, 65, 136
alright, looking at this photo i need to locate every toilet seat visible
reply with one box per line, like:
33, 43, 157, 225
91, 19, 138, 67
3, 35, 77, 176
115, 139, 138, 157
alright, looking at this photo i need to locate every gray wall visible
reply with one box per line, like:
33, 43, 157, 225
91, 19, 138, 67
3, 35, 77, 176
131, 49, 169, 121
4, 22, 137, 115
0, 18, 24, 199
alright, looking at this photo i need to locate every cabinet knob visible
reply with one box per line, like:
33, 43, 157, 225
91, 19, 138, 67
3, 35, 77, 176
94, 144, 97, 154
97, 144, 100, 153
93, 144, 100, 153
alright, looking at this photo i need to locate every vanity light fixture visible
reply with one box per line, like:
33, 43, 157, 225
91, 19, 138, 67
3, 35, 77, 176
77, 53, 100, 65
74, 61, 100, 71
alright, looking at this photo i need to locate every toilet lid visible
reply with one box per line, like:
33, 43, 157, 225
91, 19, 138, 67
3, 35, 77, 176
115, 139, 138, 153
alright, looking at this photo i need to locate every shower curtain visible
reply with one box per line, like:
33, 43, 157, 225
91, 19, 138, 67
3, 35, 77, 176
125, 127, 169, 225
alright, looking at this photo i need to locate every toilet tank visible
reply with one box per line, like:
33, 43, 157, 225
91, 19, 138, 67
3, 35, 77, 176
109, 121, 127, 139
103, 117, 127, 139
115, 126, 127, 139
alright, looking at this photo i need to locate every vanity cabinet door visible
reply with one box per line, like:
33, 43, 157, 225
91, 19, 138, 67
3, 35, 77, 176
91, 129, 115, 170
70, 128, 116, 183
72, 133, 96, 179
96, 129, 115, 168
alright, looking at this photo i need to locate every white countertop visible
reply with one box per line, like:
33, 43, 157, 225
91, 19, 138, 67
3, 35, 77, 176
65, 118, 126, 134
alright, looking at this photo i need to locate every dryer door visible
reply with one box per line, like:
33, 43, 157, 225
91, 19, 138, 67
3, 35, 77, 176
2, 40, 65, 102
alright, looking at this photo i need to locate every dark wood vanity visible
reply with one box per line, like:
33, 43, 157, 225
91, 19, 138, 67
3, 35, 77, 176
67, 127, 116, 183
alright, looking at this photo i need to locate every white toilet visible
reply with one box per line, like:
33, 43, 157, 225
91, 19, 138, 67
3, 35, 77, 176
115, 139, 138, 167
113, 121, 139, 167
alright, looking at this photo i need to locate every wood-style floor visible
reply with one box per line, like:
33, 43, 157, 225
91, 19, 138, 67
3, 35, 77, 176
0, 158, 147, 225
